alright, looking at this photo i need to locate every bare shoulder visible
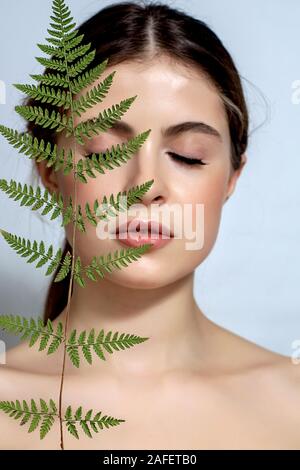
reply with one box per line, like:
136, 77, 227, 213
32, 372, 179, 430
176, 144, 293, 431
203, 315, 300, 399
0, 338, 59, 399
0, 338, 63, 412
269, 352, 300, 400
0, 341, 61, 449
1, 332, 64, 376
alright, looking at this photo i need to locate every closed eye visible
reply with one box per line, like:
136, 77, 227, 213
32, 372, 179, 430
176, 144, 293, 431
83, 151, 208, 166
167, 152, 208, 166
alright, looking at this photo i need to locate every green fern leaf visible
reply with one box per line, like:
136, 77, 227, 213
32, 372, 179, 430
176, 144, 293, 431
80, 420, 92, 438
70, 59, 109, 94
66, 345, 80, 368
83, 179, 154, 227
67, 50, 96, 78
30, 72, 69, 88
74, 130, 151, 182
73, 256, 85, 287
0, 179, 65, 221
0, 0, 157, 445
83, 243, 153, 281
28, 414, 41, 433
0, 399, 56, 439
40, 415, 55, 439
36, 43, 63, 57
74, 406, 82, 420
64, 33, 85, 51
72, 71, 115, 117
0, 125, 74, 174
82, 344, 92, 364
45, 246, 63, 275
64, 404, 72, 421
94, 179, 155, 223
0, 315, 64, 354
61, 195, 73, 226
38, 332, 51, 351
15, 105, 70, 133
0, 229, 66, 276
74, 96, 137, 145
13, 83, 71, 108
64, 406, 125, 439
65, 43, 92, 63
66, 422, 79, 439
0, 397, 119, 441
54, 251, 72, 281
64, 325, 149, 367
35, 56, 68, 73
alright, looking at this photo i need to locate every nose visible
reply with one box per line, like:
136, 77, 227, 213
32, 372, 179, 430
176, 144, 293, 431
124, 143, 168, 209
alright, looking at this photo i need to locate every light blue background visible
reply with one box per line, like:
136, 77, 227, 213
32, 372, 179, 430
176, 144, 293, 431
0, 0, 299, 355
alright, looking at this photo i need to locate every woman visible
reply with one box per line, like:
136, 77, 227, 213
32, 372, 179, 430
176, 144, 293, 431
1, 0, 299, 450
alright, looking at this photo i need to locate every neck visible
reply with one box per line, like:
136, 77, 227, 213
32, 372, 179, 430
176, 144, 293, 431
58, 271, 210, 378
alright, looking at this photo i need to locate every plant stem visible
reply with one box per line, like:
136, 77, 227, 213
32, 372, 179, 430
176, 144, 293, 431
57, 34, 78, 452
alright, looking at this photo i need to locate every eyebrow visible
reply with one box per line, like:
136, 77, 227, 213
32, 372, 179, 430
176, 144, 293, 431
104, 120, 222, 141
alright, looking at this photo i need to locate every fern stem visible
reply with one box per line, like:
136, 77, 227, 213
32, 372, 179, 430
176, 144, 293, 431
57, 16, 79, 452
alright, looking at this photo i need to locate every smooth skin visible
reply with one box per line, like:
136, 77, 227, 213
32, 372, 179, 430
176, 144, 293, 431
0, 56, 299, 450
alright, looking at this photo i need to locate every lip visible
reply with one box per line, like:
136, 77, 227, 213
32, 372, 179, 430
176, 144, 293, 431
116, 219, 174, 237
115, 219, 174, 249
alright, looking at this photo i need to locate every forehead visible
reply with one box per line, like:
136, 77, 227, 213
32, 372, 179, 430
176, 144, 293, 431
75, 58, 230, 142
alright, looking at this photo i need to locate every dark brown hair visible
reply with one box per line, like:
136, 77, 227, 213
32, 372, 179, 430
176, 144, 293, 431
23, 0, 249, 324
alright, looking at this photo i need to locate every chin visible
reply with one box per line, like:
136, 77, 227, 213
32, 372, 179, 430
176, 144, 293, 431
107, 271, 176, 290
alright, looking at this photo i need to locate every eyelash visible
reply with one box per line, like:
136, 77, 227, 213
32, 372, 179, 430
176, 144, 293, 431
83, 151, 207, 167
167, 152, 207, 166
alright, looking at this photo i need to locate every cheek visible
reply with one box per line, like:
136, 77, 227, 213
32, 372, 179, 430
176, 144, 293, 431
183, 167, 229, 259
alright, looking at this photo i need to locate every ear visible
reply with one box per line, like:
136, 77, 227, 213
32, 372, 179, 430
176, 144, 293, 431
35, 160, 59, 195
224, 153, 247, 203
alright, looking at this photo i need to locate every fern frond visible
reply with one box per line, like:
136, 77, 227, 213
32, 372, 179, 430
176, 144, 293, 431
14, 105, 71, 133
64, 33, 85, 51
0, 399, 57, 439
70, 59, 109, 94
36, 50, 96, 78
68, 244, 153, 288
0, 229, 68, 276
75, 143, 141, 182
0, 179, 64, 219
74, 96, 137, 145
0, 399, 125, 440
0, 178, 153, 238
82, 243, 153, 284
35, 56, 69, 73
0, 125, 73, 174
37, 42, 91, 63
0, 313, 149, 368
73, 256, 85, 288
72, 71, 116, 117
59, 180, 155, 231
36, 43, 63, 57
0, 315, 64, 354
64, 43, 92, 63
0, 181, 83, 232
67, 51, 96, 78
64, 405, 125, 439
30, 72, 69, 88
85, 179, 154, 226
66, 327, 149, 367
13, 84, 71, 108
74, 130, 151, 183
0, 0, 157, 448
54, 250, 72, 281
46, 0, 77, 42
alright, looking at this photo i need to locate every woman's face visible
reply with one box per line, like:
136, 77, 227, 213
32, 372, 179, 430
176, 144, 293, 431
38, 56, 246, 289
